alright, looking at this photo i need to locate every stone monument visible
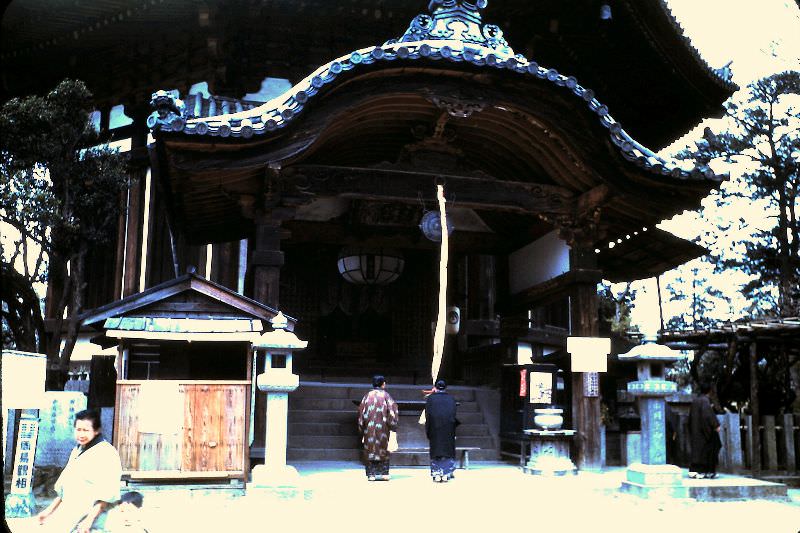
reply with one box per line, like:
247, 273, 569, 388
618, 341, 688, 499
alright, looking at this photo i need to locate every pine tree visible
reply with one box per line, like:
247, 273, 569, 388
678, 71, 800, 317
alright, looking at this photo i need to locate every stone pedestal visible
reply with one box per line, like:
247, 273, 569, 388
620, 463, 689, 499
522, 429, 577, 476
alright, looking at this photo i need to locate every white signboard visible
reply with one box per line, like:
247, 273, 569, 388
2, 350, 46, 409
529, 372, 553, 404
567, 337, 611, 373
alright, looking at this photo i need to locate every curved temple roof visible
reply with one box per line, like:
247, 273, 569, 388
147, 0, 721, 183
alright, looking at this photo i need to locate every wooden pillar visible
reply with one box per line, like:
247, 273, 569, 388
210, 241, 240, 291
249, 213, 287, 453
569, 244, 603, 470
121, 105, 151, 297
749, 340, 761, 474
121, 166, 148, 297
250, 220, 284, 308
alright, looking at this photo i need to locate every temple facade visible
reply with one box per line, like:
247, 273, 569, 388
2, 0, 736, 472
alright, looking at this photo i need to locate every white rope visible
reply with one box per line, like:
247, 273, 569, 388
431, 184, 448, 383
420, 184, 449, 426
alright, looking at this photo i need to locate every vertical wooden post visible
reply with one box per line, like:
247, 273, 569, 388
122, 169, 146, 297
763, 415, 778, 471
749, 341, 761, 474
250, 217, 284, 308
249, 214, 286, 453
569, 245, 602, 470
783, 413, 796, 472
717, 414, 730, 471
726, 412, 744, 472
121, 109, 152, 297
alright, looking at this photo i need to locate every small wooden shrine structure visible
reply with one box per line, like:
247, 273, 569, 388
82, 273, 293, 481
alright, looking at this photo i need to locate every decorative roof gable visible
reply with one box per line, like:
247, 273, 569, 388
82, 273, 296, 331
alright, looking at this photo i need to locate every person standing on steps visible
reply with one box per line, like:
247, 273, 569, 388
425, 379, 460, 483
357, 375, 399, 481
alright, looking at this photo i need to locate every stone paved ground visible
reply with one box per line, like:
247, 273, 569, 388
7, 464, 800, 533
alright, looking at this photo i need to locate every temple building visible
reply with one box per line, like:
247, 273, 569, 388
2, 0, 736, 474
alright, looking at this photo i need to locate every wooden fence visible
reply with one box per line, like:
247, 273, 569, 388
672, 412, 799, 473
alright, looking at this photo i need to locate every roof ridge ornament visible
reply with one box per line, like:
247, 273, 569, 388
148, 89, 187, 132
390, 0, 514, 57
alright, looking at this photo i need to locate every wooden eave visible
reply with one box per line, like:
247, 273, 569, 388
596, 228, 708, 283
151, 63, 723, 255
660, 317, 800, 347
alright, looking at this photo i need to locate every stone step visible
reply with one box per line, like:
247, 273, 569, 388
390, 448, 499, 466
294, 383, 477, 402
299, 374, 424, 385
288, 409, 486, 425
287, 448, 362, 461
453, 436, 495, 448
455, 424, 490, 437
289, 423, 359, 436
291, 396, 480, 411
288, 410, 359, 423
288, 398, 367, 411
686, 477, 789, 501
286, 433, 494, 450
286, 422, 490, 437
288, 435, 362, 449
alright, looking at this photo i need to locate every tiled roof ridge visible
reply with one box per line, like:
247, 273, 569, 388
652, 0, 738, 90
147, 0, 723, 183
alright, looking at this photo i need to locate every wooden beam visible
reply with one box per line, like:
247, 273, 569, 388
285, 164, 575, 215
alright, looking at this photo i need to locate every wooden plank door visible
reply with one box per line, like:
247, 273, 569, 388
115, 383, 141, 470
181, 383, 247, 473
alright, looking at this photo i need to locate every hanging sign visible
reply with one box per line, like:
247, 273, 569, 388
5, 413, 40, 518
519, 368, 527, 397
10, 416, 39, 494
583, 372, 600, 397
567, 337, 611, 373
529, 372, 554, 404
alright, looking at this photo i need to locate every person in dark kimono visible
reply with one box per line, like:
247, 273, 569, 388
688, 381, 721, 479
357, 375, 399, 481
425, 379, 459, 482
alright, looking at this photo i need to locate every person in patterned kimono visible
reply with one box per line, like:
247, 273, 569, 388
357, 375, 399, 481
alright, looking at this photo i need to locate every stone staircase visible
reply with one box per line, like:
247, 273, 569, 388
287, 382, 498, 465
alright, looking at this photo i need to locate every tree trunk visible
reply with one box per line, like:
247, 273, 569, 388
44, 243, 88, 391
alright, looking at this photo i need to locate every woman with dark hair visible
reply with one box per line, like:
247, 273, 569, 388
425, 379, 459, 483
357, 375, 399, 481
35, 409, 122, 532
688, 381, 722, 479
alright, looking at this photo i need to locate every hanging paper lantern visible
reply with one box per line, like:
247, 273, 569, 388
336, 247, 404, 285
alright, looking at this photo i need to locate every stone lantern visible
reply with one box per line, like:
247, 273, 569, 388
248, 312, 307, 496
619, 341, 688, 499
